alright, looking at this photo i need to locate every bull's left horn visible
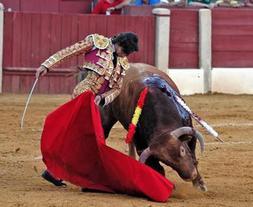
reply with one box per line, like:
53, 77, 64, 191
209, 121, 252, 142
139, 147, 151, 163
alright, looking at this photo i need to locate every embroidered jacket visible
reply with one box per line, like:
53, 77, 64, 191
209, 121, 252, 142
41, 34, 130, 105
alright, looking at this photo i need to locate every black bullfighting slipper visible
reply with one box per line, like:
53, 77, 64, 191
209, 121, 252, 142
41, 170, 67, 187
81, 188, 106, 193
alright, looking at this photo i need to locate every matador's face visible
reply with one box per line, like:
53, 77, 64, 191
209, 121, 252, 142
114, 44, 127, 58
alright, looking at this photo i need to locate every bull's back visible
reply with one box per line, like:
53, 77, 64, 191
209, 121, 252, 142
126, 63, 179, 93
113, 63, 180, 128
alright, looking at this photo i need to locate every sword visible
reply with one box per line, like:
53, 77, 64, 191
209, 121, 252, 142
20, 77, 39, 129
143, 76, 222, 142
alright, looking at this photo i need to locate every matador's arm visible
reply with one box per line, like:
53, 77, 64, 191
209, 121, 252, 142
41, 36, 94, 69
100, 77, 124, 106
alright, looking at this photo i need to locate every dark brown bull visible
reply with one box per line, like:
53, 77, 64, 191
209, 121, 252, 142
100, 63, 207, 191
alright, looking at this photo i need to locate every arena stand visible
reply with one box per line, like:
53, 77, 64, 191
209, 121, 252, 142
0, 0, 252, 94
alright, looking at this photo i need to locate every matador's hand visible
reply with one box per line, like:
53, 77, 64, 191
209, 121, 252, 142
36, 65, 48, 79
94, 95, 102, 106
107, 7, 115, 11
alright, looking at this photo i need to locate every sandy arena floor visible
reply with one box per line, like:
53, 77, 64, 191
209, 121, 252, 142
0, 94, 252, 207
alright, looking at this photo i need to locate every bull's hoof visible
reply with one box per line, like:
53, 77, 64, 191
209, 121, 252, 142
195, 183, 208, 192
42, 170, 67, 187
192, 179, 208, 192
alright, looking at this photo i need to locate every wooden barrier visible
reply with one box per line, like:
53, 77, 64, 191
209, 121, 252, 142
2, 8, 253, 94
2, 12, 155, 93
169, 8, 199, 69
0, 0, 92, 14
212, 8, 253, 67
123, 7, 200, 69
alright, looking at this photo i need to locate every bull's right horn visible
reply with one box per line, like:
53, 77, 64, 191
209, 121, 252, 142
170, 126, 195, 139
194, 130, 205, 153
139, 147, 152, 163
170, 127, 205, 153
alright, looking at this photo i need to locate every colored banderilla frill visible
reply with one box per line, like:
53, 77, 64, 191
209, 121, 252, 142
125, 87, 148, 144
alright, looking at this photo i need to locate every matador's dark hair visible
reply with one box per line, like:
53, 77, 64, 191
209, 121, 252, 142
112, 32, 139, 55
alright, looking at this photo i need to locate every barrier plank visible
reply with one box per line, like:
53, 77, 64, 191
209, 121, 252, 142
212, 8, 253, 67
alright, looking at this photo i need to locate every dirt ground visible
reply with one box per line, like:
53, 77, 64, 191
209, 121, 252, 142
0, 93, 252, 207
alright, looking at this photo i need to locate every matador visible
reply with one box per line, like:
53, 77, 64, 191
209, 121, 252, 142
36, 32, 138, 186
36, 32, 139, 106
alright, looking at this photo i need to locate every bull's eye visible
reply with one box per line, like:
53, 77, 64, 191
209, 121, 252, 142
180, 146, 186, 157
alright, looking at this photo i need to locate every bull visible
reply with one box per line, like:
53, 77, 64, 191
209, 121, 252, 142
100, 63, 207, 191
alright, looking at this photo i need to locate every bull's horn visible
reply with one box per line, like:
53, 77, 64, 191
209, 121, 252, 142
139, 147, 151, 163
195, 130, 205, 153
170, 127, 195, 139
170, 127, 205, 153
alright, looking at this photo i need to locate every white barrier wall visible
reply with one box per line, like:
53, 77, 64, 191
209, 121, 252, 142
167, 9, 211, 95
199, 9, 212, 94
157, 9, 253, 95
168, 69, 204, 95
152, 8, 170, 73
212, 68, 253, 94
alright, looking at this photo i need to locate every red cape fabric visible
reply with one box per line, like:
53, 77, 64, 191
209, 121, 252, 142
41, 91, 174, 202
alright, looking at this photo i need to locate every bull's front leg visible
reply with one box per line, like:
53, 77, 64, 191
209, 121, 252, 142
192, 169, 208, 192
191, 158, 208, 191
128, 143, 137, 159
188, 138, 208, 192
143, 156, 165, 176
136, 146, 165, 176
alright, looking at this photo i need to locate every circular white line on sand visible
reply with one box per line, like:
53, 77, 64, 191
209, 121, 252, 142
210, 123, 253, 127
206, 141, 253, 145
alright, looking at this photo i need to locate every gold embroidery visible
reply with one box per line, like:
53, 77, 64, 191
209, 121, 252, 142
93, 34, 110, 49
119, 57, 130, 71
104, 70, 111, 80
41, 38, 93, 69
97, 76, 104, 84
85, 35, 93, 44
97, 58, 109, 69
106, 42, 114, 54
82, 61, 105, 75
96, 50, 112, 61
107, 61, 114, 75
101, 88, 120, 106
72, 71, 106, 98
